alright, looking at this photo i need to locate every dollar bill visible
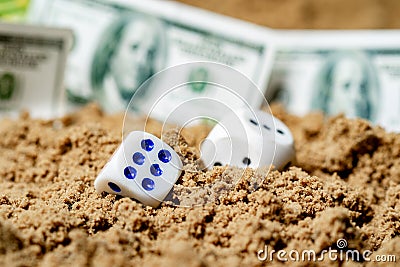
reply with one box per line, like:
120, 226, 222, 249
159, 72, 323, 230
28, 0, 275, 121
267, 30, 400, 132
0, 22, 72, 118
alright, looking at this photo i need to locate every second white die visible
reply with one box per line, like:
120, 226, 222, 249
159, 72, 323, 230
94, 131, 183, 207
200, 108, 295, 170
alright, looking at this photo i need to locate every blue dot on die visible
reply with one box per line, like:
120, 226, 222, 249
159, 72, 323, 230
133, 152, 145, 165
142, 178, 155, 191
150, 164, 163, 176
124, 166, 137, 179
158, 149, 172, 163
141, 139, 154, 151
108, 182, 121, 193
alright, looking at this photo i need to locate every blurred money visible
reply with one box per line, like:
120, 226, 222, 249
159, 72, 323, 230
28, 0, 274, 118
267, 30, 400, 132
0, 23, 72, 118
0, 0, 30, 22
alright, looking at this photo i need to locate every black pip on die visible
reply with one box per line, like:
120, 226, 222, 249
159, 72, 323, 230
200, 108, 295, 170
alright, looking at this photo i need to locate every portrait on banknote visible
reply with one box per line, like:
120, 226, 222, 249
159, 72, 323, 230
312, 51, 379, 121
91, 14, 167, 113
28, 0, 273, 118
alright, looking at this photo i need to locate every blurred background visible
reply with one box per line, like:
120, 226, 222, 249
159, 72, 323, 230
0, 0, 29, 22
4, 0, 400, 29
2, 0, 400, 29
177, 0, 400, 29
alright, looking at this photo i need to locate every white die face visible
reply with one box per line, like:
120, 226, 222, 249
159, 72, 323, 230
94, 131, 182, 207
200, 108, 295, 170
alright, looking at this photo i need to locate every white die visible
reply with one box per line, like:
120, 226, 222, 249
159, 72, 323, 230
200, 108, 295, 170
94, 131, 183, 207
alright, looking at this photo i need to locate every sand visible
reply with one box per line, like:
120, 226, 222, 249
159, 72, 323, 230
1, 0, 400, 266
0, 103, 399, 266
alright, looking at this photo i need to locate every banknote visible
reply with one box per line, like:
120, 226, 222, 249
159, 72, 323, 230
0, 22, 72, 118
28, 0, 275, 122
267, 30, 400, 132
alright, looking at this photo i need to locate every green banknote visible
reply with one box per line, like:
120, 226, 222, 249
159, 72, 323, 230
28, 0, 274, 118
267, 30, 400, 132
0, 23, 72, 118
